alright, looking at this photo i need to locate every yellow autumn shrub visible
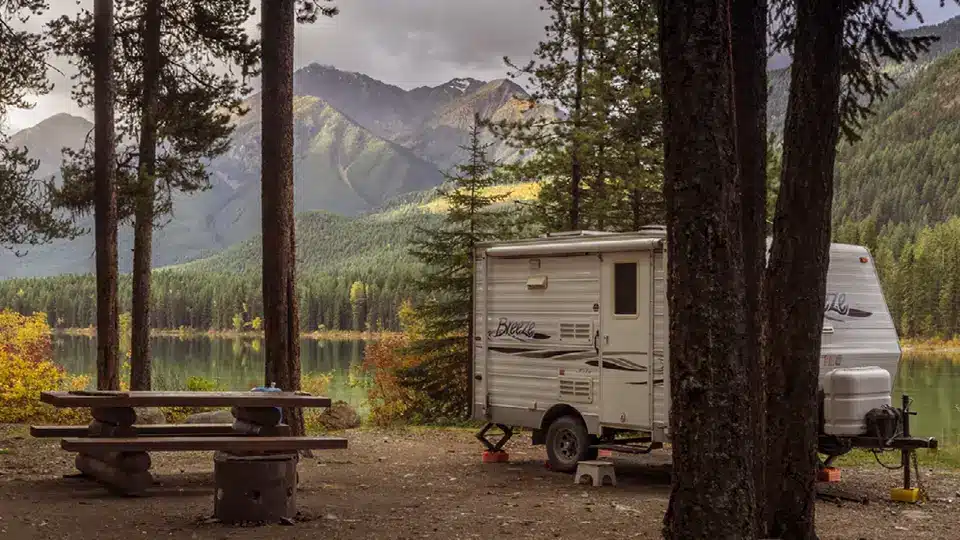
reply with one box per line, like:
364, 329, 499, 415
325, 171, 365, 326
0, 310, 90, 424
302, 372, 334, 432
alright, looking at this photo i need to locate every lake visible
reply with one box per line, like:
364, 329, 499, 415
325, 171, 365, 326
52, 335, 960, 443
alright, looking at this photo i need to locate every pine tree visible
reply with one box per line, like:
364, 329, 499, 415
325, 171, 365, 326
488, 0, 591, 231
261, 0, 338, 438
405, 114, 508, 420
490, 0, 662, 234
659, 0, 755, 536
92, 0, 120, 391
592, 0, 663, 231
762, 2, 956, 536
0, 1, 80, 252
48, 0, 259, 389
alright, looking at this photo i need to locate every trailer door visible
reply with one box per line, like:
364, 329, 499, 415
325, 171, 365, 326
600, 252, 653, 428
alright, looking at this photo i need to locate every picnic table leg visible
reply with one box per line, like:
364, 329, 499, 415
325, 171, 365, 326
73, 407, 153, 496
213, 451, 298, 524
211, 407, 299, 523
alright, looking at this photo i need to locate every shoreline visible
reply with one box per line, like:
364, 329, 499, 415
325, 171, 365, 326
54, 328, 400, 341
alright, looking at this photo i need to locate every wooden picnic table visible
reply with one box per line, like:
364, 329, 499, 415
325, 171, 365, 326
35, 389, 348, 523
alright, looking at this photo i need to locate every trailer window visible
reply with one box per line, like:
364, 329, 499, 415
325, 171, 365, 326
614, 262, 638, 316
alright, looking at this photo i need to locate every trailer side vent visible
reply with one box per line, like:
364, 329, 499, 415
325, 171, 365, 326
559, 378, 593, 404
560, 322, 592, 341
526, 275, 548, 290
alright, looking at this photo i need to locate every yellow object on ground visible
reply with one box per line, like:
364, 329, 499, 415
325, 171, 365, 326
890, 487, 921, 503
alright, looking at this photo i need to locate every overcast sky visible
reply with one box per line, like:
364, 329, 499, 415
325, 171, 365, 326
5, 0, 960, 132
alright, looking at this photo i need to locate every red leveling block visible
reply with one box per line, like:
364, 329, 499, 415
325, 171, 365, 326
817, 467, 841, 483
482, 451, 509, 463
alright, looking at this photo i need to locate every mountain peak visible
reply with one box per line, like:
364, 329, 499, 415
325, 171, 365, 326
9, 113, 92, 153
14, 113, 91, 135
441, 77, 486, 94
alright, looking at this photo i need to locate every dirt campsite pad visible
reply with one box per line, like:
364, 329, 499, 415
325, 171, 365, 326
1, 425, 959, 539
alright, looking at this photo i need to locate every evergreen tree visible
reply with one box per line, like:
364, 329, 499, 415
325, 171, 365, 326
762, 1, 957, 536
405, 115, 508, 420
261, 0, 338, 438
490, 0, 662, 234
659, 0, 755, 537
0, 1, 80, 252
488, 0, 591, 231
48, 0, 259, 389
591, 0, 663, 231
92, 0, 120, 391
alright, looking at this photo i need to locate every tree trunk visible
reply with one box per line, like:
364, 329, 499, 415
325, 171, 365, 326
731, 0, 768, 534
93, 0, 119, 391
130, 0, 162, 391
466, 118, 480, 421
659, 0, 755, 538
569, 0, 587, 231
261, 0, 303, 436
596, 145, 606, 230
764, 0, 844, 538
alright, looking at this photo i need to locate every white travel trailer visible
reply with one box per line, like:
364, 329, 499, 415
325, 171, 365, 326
472, 227, 936, 474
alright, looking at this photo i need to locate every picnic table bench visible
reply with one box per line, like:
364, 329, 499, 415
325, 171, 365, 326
35, 390, 348, 524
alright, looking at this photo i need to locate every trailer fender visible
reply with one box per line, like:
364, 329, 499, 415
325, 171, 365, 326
534, 405, 600, 445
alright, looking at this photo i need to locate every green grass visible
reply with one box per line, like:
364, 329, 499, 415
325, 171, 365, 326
831, 446, 960, 470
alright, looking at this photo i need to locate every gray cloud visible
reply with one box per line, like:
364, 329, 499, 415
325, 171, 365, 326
286, 0, 547, 85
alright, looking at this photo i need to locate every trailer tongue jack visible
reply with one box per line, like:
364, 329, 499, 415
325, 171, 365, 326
890, 394, 936, 503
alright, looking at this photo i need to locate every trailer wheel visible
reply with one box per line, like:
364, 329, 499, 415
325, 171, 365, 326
545, 415, 597, 473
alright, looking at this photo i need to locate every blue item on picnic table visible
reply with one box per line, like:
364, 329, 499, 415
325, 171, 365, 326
251, 383, 284, 422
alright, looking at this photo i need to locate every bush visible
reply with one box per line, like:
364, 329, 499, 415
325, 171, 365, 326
362, 334, 425, 426
0, 310, 90, 424
302, 372, 333, 432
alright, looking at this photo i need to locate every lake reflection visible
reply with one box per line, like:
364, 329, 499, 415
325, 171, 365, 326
896, 351, 960, 446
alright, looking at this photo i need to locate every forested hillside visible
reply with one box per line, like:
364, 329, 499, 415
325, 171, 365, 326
830, 48, 960, 340
0, 184, 539, 331
768, 15, 960, 137
833, 49, 960, 228
179, 206, 438, 275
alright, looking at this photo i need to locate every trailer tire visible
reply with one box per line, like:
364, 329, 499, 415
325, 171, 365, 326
545, 415, 597, 473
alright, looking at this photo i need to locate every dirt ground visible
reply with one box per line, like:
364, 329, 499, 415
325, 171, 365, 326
1, 424, 958, 539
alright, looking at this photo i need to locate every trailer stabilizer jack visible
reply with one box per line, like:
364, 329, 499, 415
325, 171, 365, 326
476, 423, 513, 453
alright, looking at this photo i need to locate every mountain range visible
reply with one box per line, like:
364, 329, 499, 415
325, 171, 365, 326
0, 66, 556, 278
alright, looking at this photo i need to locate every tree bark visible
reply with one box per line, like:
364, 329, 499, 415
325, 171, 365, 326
569, 0, 586, 231
659, 1, 755, 538
261, 0, 304, 436
93, 0, 119, 391
764, 0, 844, 538
130, 0, 162, 391
731, 0, 768, 534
